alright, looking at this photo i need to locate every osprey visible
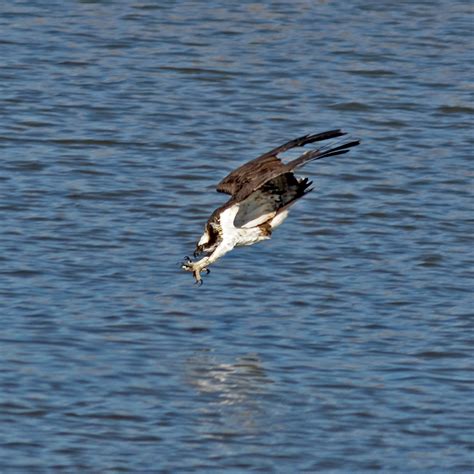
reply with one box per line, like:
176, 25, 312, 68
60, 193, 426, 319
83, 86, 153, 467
182, 129, 359, 284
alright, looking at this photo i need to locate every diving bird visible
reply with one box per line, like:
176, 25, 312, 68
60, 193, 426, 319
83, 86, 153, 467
182, 130, 359, 284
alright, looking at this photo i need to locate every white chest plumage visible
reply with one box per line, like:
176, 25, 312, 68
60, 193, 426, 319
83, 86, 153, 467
220, 205, 268, 248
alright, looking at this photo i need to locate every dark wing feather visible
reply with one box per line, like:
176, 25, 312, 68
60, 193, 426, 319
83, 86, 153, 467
215, 155, 284, 197
232, 140, 359, 201
255, 129, 347, 161
287, 139, 360, 170
233, 173, 313, 228
216, 129, 346, 197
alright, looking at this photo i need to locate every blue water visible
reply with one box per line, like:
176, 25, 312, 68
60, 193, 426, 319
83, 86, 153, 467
1, 1, 473, 472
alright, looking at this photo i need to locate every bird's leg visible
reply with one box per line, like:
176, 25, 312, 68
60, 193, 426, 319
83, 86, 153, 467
181, 256, 211, 284
181, 239, 233, 284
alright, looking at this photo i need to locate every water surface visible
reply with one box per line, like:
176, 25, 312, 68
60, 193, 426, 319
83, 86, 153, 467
1, 1, 473, 472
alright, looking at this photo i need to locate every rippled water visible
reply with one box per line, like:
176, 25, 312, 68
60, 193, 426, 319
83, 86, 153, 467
1, 1, 473, 472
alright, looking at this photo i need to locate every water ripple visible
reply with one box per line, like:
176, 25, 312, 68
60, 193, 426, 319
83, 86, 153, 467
0, 0, 472, 472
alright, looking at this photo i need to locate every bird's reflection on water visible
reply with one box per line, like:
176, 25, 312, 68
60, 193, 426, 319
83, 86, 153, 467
184, 351, 272, 435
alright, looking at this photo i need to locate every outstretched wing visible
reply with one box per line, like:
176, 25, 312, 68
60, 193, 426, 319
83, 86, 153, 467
217, 130, 356, 200
216, 130, 345, 197
216, 129, 358, 202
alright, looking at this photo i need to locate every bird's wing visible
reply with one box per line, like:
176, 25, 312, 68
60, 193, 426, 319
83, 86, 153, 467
216, 129, 349, 200
233, 188, 279, 228
215, 154, 284, 197
233, 173, 302, 228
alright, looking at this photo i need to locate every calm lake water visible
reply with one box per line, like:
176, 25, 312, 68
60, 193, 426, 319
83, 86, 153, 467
1, 1, 473, 472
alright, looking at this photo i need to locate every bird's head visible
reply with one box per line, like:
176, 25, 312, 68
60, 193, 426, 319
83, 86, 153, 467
194, 222, 221, 257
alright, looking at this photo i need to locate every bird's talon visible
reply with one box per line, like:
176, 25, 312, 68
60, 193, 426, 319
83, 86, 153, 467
181, 256, 194, 269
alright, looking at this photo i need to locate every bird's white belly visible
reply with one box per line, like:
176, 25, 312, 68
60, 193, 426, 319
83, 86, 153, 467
220, 204, 269, 249
234, 226, 268, 247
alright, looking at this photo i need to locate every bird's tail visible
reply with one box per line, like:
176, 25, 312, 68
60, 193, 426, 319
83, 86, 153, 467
288, 133, 360, 170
